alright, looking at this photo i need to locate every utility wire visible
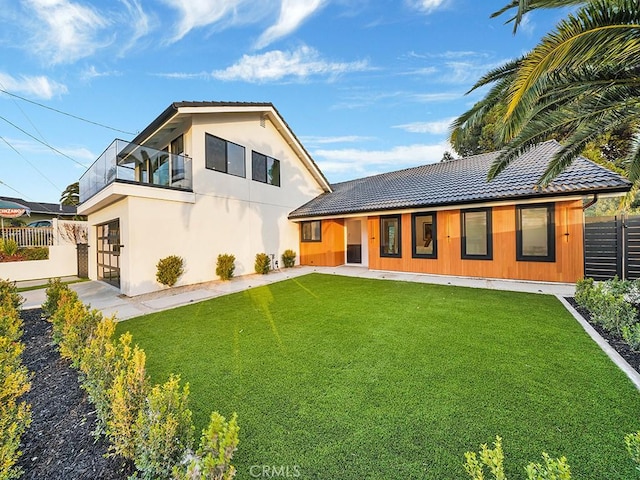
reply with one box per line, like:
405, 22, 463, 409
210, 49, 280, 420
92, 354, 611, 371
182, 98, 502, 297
0, 81, 49, 144
0, 114, 87, 168
0, 135, 63, 192
0, 88, 136, 135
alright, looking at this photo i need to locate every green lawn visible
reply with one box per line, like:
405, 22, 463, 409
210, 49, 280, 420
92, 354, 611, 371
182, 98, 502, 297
117, 273, 640, 479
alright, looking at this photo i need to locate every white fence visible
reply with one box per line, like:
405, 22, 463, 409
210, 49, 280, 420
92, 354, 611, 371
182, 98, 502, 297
0, 219, 88, 282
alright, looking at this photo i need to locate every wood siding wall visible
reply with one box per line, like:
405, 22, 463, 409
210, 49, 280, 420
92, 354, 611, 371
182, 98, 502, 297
367, 200, 584, 283
299, 218, 345, 266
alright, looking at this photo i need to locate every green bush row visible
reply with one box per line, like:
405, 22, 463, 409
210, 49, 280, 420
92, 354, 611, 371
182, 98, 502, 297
0, 279, 32, 480
464, 434, 640, 479
44, 278, 239, 479
157, 250, 298, 285
575, 277, 640, 349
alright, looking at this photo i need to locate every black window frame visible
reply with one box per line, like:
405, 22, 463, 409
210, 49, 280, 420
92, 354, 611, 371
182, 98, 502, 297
252, 151, 281, 187
301, 220, 322, 242
516, 203, 556, 262
412, 212, 437, 259
461, 207, 493, 260
205, 133, 246, 178
380, 215, 402, 258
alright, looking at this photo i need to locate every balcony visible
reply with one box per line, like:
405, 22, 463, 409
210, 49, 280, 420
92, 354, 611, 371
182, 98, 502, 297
79, 139, 193, 203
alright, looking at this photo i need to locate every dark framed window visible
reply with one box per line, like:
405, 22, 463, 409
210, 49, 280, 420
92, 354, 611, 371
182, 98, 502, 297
205, 133, 245, 178
170, 134, 185, 182
412, 212, 437, 258
380, 215, 401, 258
252, 151, 281, 187
516, 203, 555, 262
461, 208, 492, 260
301, 220, 321, 242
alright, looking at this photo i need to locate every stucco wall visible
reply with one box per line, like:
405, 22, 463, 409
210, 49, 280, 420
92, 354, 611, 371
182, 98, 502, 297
84, 110, 325, 297
0, 245, 78, 281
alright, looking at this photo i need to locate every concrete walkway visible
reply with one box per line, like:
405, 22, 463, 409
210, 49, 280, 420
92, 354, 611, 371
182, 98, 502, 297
20, 266, 575, 320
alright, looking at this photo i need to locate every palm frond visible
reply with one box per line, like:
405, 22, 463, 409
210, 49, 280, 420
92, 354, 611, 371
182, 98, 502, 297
626, 130, 640, 181
491, 0, 589, 33
507, 0, 640, 117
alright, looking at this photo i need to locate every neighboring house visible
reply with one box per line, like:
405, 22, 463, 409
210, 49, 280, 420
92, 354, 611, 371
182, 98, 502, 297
289, 140, 631, 283
78, 102, 631, 296
0, 196, 77, 225
78, 102, 330, 296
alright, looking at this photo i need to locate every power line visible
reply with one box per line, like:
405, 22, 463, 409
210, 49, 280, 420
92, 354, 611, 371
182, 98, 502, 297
0, 135, 63, 193
0, 88, 136, 135
0, 114, 87, 168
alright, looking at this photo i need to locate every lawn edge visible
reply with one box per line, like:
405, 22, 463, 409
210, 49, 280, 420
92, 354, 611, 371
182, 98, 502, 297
556, 294, 640, 391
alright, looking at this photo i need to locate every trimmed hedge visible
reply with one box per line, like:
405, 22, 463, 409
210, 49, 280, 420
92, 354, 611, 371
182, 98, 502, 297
44, 282, 239, 479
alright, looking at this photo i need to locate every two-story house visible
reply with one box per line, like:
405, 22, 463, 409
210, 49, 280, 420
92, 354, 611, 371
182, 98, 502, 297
79, 102, 631, 296
78, 102, 330, 296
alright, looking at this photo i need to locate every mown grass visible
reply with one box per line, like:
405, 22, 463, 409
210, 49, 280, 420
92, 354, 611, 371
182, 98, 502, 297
117, 273, 640, 479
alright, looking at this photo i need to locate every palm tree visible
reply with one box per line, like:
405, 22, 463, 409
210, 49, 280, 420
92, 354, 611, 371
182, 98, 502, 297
451, 0, 640, 185
60, 181, 80, 206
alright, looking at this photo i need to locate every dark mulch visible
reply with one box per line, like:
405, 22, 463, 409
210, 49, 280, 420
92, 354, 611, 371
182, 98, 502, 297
17, 308, 134, 480
565, 297, 640, 375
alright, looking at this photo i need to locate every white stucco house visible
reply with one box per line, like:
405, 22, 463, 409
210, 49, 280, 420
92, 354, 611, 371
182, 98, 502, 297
78, 102, 330, 296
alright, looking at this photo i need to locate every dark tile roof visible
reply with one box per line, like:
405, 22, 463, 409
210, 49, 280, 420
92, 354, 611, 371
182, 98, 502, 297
0, 196, 77, 216
289, 140, 632, 219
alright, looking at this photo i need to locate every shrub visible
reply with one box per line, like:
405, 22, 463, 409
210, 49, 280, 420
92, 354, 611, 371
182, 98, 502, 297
107, 333, 149, 459
626, 431, 640, 473
18, 247, 48, 261
78, 316, 118, 435
0, 303, 31, 480
42, 277, 70, 317
254, 253, 271, 275
216, 254, 236, 281
156, 255, 184, 287
574, 278, 594, 309
48, 288, 80, 345
0, 279, 23, 311
58, 301, 102, 368
464, 436, 571, 480
133, 374, 194, 479
0, 238, 18, 256
281, 249, 296, 268
173, 411, 240, 480
622, 323, 640, 352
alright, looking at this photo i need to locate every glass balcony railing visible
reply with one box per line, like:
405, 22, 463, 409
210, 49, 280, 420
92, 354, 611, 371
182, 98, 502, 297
79, 139, 193, 203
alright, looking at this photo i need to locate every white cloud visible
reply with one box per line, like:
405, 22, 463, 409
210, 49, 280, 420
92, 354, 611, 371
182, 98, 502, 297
406, 0, 448, 14
24, 0, 111, 64
411, 92, 462, 102
212, 45, 369, 82
0, 73, 67, 99
118, 0, 152, 53
393, 118, 455, 135
314, 142, 451, 179
162, 0, 266, 42
80, 66, 121, 81
255, 0, 326, 49
300, 135, 374, 145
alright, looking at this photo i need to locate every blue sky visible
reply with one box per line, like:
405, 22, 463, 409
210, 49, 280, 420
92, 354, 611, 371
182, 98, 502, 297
0, 0, 566, 204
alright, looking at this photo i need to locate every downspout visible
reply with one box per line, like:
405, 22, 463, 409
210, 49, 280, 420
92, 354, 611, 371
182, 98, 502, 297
583, 193, 598, 210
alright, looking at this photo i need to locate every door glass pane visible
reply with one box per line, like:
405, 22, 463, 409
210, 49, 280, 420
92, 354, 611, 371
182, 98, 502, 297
464, 211, 487, 256
521, 207, 548, 256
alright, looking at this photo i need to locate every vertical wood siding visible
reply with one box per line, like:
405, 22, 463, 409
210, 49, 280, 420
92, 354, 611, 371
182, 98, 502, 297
299, 219, 345, 266
299, 200, 583, 283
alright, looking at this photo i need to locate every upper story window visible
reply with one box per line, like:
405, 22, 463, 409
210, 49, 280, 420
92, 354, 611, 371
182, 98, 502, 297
205, 133, 246, 178
380, 215, 402, 258
412, 212, 437, 258
301, 220, 321, 242
461, 208, 492, 260
252, 151, 281, 187
170, 135, 185, 182
516, 204, 555, 262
